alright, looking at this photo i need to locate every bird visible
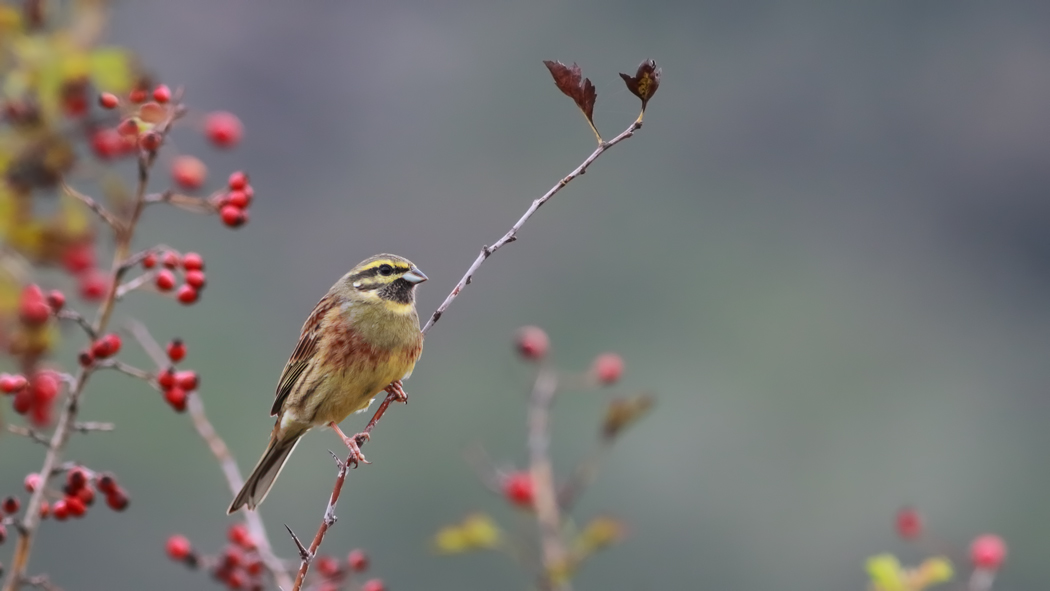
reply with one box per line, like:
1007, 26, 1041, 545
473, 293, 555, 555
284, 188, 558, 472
228, 254, 427, 513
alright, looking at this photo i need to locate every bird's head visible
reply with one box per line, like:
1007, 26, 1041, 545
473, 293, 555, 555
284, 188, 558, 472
341, 254, 427, 307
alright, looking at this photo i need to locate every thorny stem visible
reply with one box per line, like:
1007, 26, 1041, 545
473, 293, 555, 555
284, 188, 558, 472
2, 110, 182, 591
528, 369, 570, 591
421, 120, 642, 336
126, 320, 293, 591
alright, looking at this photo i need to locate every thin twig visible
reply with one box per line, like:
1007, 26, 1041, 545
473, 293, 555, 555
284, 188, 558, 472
114, 271, 156, 300
55, 309, 96, 340
93, 359, 152, 381
71, 421, 115, 434
7, 426, 49, 446
19, 575, 60, 591
421, 120, 642, 336
61, 181, 123, 233
528, 369, 570, 591
126, 319, 294, 591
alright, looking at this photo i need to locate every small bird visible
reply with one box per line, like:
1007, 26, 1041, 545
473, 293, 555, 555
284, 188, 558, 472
229, 254, 427, 513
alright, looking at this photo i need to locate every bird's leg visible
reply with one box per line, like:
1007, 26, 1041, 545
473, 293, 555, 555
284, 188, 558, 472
384, 380, 408, 404
329, 421, 370, 467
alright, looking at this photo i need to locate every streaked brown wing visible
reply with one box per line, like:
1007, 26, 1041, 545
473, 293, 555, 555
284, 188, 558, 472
270, 295, 335, 416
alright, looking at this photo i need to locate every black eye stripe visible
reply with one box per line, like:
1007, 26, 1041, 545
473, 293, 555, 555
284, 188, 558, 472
349, 264, 411, 282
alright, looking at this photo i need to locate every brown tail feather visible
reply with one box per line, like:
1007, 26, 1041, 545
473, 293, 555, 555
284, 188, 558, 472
228, 431, 304, 513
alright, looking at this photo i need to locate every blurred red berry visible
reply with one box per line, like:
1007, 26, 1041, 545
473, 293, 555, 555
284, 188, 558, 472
895, 506, 922, 539
98, 93, 120, 109
592, 353, 624, 385
62, 241, 95, 273
228, 523, 253, 548
226, 569, 245, 590
142, 252, 157, 269
502, 471, 534, 507
971, 534, 1007, 570
228, 171, 248, 190
90, 128, 124, 159
91, 333, 122, 359
79, 268, 109, 301
96, 472, 117, 494
153, 84, 171, 104
38, 500, 49, 519
172, 155, 207, 190
166, 534, 192, 561
167, 339, 187, 363
205, 111, 243, 148
78, 351, 94, 367
176, 284, 199, 305
0, 374, 27, 393
13, 389, 32, 414
2, 496, 20, 514
77, 486, 95, 506
176, 370, 199, 391
139, 131, 161, 152
105, 488, 129, 511
347, 549, 369, 573
64, 495, 86, 518
220, 205, 247, 228
362, 578, 386, 591
158, 368, 177, 390
31, 372, 59, 403
128, 88, 148, 104
52, 499, 69, 521
164, 387, 188, 412
185, 270, 206, 290
19, 285, 49, 326
181, 252, 204, 271
162, 250, 180, 269
156, 269, 176, 291
317, 555, 339, 577
245, 558, 263, 575
66, 467, 88, 492
226, 190, 251, 209
515, 326, 549, 361
24, 473, 41, 493
46, 290, 65, 312
222, 545, 244, 569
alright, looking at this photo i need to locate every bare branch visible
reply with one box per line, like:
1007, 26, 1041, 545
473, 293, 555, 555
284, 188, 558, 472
93, 359, 152, 381
61, 182, 123, 233
421, 120, 642, 335
56, 309, 96, 340
7, 426, 49, 446
115, 271, 156, 300
71, 421, 114, 434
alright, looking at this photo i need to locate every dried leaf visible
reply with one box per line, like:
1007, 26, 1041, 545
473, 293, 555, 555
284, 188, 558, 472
619, 59, 661, 111
433, 513, 501, 554
543, 60, 598, 128
602, 393, 654, 439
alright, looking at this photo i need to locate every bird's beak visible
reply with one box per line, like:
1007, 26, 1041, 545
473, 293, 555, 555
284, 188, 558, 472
402, 266, 428, 284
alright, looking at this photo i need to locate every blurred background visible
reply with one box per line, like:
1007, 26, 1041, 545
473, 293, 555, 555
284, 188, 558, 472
4, 1, 1050, 589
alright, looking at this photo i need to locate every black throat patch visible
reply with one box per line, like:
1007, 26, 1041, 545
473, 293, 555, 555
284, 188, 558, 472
377, 278, 414, 304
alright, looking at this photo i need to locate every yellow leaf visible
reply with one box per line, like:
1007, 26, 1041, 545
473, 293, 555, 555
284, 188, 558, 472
433, 526, 469, 554
89, 47, 133, 93
460, 513, 501, 549
866, 554, 906, 591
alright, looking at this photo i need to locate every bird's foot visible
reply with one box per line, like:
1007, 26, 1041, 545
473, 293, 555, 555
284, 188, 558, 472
330, 421, 370, 467
385, 380, 409, 404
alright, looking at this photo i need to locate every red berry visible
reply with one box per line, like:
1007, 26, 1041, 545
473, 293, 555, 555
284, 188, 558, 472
228, 523, 253, 548
19, 285, 49, 326
128, 88, 148, 104
117, 118, 139, 136
91, 333, 122, 359
64, 495, 86, 518
78, 351, 94, 366
96, 472, 117, 494
105, 488, 129, 511
0, 374, 27, 393
176, 370, 199, 391
30, 401, 51, 427
164, 387, 188, 412
162, 251, 180, 269
245, 558, 263, 576
79, 268, 109, 301
228, 171, 248, 190
502, 471, 534, 507
185, 270, 206, 290
12, 389, 32, 414
90, 128, 124, 160
98, 93, 119, 109
66, 467, 88, 492
77, 486, 95, 506
2, 496, 20, 514
38, 501, 49, 519
895, 506, 922, 540
139, 131, 161, 152
222, 546, 244, 569
316, 555, 339, 577
166, 534, 192, 561
226, 190, 251, 209
155, 269, 176, 291
204, 111, 243, 148
181, 252, 204, 271
220, 205, 247, 228
971, 534, 1007, 570
176, 284, 199, 305
361, 578, 386, 591
171, 155, 207, 190
142, 252, 157, 269
515, 326, 549, 361
52, 499, 69, 521
62, 241, 95, 273
592, 353, 624, 385
24, 473, 41, 493
157, 368, 177, 390
226, 570, 245, 590
31, 372, 59, 403
152, 84, 171, 104
46, 290, 65, 312
347, 549, 369, 573
167, 339, 187, 363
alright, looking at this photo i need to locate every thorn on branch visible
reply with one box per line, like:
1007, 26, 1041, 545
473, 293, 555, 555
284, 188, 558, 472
327, 450, 345, 470
283, 525, 312, 563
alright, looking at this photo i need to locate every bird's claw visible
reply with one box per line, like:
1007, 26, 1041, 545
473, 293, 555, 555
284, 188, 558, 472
385, 380, 409, 404
330, 422, 370, 467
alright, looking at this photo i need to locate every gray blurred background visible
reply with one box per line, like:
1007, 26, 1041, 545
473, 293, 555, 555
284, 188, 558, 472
4, 1, 1050, 589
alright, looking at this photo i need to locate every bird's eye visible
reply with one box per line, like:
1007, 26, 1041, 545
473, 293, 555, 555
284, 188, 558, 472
378, 264, 393, 276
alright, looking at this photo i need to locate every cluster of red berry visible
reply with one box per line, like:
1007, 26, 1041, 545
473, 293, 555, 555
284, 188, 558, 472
18, 467, 129, 522
515, 325, 625, 384
156, 339, 199, 412
1, 369, 60, 427
166, 526, 385, 591
895, 507, 1007, 571
213, 171, 254, 229
143, 249, 207, 305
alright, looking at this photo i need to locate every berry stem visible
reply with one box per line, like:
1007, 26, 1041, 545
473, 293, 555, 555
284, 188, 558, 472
527, 368, 571, 591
